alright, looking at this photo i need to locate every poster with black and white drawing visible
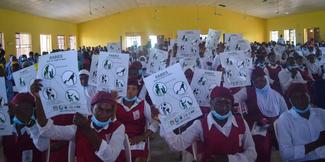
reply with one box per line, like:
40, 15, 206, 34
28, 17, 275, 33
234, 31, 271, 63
190, 69, 222, 107
147, 48, 168, 74
143, 63, 202, 133
36, 51, 89, 118
224, 33, 243, 51
97, 52, 129, 97
89, 54, 99, 86
12, 65, 36, 92
0, 106, 12, 136
0, 77, 8, 108
107, 42, 122, 53
220, 51, 252, 88
205, 29, 221, 49
176, 30, 200, 59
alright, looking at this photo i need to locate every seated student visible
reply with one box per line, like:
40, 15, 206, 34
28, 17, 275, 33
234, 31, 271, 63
161, 86, 257, 162
276, 83, 325, 162
116, 77, 158, 162
3, 93, 49, 162
234, 68, 288, 162
265, 51, 283, 95
31, 79, 126, 162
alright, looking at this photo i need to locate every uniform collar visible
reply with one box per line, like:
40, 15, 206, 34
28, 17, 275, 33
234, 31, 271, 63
207, 112, 238, 130
117, 97, 142, 111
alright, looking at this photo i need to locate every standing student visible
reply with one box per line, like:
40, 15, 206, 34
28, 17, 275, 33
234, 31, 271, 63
116, 77, 158, 162
161, 86, 257, 162
31, 79, 126, 162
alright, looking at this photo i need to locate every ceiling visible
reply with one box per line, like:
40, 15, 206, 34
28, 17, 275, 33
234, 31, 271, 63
0, 0, 325, 23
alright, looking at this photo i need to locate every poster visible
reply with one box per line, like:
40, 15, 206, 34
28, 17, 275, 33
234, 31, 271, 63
143, 63, 202, 133
37, 51, 89, 118
12, 65, 36, 92
0, 78, 12, 136
147, 48, 168, 74
224, 33, 243, 51
235, 39, 251, 52
220, 51, 252, 88
176, 30, 200, 59
107, 42, 122, 53
190, 69, 222, 107
97, 52, 129, 97
205, 29, 221, 49
88, 54, 99, 86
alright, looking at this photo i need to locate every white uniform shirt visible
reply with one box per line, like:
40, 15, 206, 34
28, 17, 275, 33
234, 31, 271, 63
161, 113, 257, 162
276, 108, 325, 162
38, 118, 125, 162
278, 68, 307, 93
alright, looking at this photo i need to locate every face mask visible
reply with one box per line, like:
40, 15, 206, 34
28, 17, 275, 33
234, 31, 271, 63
91, 115, 111, 128
138, 69, 144, 76
292, 106, 310, 114
256, 84, 269, 94
124, 96, 137, 102
211, 110, 231, 121
12, 116, 25, 126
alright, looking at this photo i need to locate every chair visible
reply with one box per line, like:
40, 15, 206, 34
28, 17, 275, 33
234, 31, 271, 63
124, 134, 132, 162
68, 140, 76, 162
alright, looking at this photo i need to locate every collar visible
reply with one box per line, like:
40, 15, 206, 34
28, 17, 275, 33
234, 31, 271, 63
90, 118, 116, 132
288, 107, 314, 120
117, 97, 142, 111
207, 112, 238, 130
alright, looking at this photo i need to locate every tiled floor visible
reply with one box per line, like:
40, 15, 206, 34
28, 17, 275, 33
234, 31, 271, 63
149, 133, 284, 162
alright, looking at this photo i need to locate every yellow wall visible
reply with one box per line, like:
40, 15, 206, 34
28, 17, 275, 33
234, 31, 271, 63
78, 6, 267, 49
267, 10, 325, 44
0, 8, 77, 59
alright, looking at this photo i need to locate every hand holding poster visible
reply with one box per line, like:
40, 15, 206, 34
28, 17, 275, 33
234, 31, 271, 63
36, 51, 89, 118
88, 54, 99, 86
147, 48, 168, 74
220, 51, 252, 88
97, 52, 129, 97
12, 65, 36, 92
107, 42, 122, 53
0, 77, 12, 136
205, 29, 221, 49
144, 63, 202, 133
190, 69, 222, 107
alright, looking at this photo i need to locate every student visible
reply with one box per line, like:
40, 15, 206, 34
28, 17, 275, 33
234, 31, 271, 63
3, 93, 49, 162
276, 83, 325, 162
116, 77, 158, 162
79, 69, 97, 113
161, 86, 257, 162
31, 79, 126, 162
234, 68, 288, 162
265, 51, 283, 94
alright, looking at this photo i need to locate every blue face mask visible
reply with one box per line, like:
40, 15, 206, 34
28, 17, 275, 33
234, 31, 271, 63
124, 96, 137, 102
91, 115, 112, 128
292, 106, 310, 114
256, 84, 270, 95
138, 69, 144, 76
12, 116, 26, 126
211, 110, 231, 121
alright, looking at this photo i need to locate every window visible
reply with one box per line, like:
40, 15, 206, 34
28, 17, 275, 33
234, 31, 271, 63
69, 36, 77, 50
270, 31, 278, 42
0, 32, 4, 49
284, 29, 296, 45
57, 35, 65, 50
126, 36, 141, 48
149, 35, 157, 48
16, 33, 32, 57
40, 34, 52, 53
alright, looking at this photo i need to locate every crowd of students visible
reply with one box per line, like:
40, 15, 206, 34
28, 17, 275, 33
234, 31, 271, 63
0, 35, 324, 162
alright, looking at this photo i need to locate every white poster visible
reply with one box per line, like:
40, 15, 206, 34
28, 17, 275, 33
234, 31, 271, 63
190, 69, 222, 107
107, 42, 122, 53
97, 52, 129, 97
89, 55, 99, 86
147, 48, 168, 74
176, 30, 200, 59
205, 29, 221, 49
0, 77, 8, 107
143, 63, 202, 133
179, 57, 198, 70
37, 51, 89, 118
220, 51, 252, 88
224, 33, 243, 51
235, 39, 251, 52
12, 65, 36, 93
0, 107, 12, 136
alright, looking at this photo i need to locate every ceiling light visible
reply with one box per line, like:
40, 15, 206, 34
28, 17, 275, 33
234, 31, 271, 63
218, 4, 226, 7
